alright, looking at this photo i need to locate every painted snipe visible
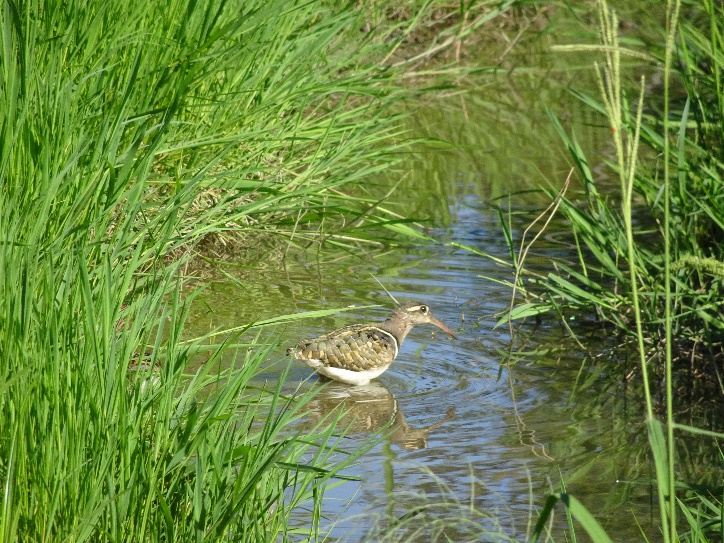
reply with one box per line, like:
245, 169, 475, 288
287, 301, 457, 386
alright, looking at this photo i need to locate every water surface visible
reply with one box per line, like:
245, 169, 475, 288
186, 9, 719, 542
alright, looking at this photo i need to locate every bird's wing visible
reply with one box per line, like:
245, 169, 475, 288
294, 325, 397, 371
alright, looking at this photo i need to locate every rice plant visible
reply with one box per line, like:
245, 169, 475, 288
0, 0, 444, 540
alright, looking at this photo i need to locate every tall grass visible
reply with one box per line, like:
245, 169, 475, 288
514, 0, 724, 375
486, 0, 724, 541
0, 0, 450, 539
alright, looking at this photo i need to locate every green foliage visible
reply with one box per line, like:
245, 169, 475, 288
455, 0, 724, 542
512, 0, 724, 368
531, 493, 613, 543
532, 0, 724, 541
0, 0, 428, 540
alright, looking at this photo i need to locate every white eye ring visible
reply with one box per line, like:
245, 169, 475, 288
420, 305, 429, 314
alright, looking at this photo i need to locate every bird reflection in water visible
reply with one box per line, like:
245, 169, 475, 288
305, 380, 455, 450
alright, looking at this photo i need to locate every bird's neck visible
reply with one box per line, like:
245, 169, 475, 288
379, 316, 413, 347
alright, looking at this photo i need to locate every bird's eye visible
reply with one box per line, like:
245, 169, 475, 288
420, 305, 428, 314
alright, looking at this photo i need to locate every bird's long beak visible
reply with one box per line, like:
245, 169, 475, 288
429, 316, 458, 339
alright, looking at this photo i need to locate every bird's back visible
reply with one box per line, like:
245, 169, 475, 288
291, 324, 398, 371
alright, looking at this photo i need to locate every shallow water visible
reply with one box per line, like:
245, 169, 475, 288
185, 9, 720, 542
187, 196, 664, 541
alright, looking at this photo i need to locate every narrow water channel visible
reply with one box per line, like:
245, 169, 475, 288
184, 9, 714, 542
187, 97, 650, 543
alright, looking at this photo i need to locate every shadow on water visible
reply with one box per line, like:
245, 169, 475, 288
304, 381, 456, 451
184, 7, 723, 543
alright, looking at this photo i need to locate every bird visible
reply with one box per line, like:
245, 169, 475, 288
287, 301, 457, 386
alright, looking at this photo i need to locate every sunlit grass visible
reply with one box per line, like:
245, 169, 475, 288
1, 0, 538, 538
0, 0, 436, 540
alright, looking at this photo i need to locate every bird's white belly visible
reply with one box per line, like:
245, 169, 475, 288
305, 359, 391, 386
